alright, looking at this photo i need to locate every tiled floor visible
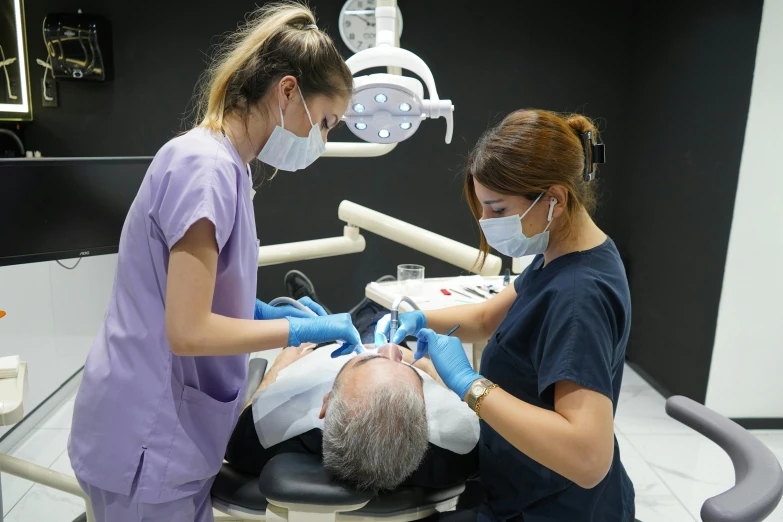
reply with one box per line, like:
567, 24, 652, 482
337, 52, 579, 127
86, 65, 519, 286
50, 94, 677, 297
2, 359, 782, 521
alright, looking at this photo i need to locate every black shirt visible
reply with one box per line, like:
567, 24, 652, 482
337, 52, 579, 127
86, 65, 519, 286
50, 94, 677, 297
477, 238, 635, 521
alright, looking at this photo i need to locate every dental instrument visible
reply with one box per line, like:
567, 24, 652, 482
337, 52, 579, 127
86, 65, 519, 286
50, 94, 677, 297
503, 268, 511, 287
414, 325, 460, 363
460, 286, 487, 300
389, 295, 421, 347
445, 324, 461, 337
269, 297, 365, 354
268, 296, 319, 317
448, 288, 477, 301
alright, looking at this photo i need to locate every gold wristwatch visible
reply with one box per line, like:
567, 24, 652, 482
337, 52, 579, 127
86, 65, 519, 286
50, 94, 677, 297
465, 378, 497, 416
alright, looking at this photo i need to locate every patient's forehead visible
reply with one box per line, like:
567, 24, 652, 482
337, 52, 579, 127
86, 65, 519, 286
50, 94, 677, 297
337, 348, 422, 398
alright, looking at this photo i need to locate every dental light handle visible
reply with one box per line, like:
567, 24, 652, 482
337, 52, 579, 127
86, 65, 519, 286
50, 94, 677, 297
422, 99, 455, 144
268, 297, 318, 317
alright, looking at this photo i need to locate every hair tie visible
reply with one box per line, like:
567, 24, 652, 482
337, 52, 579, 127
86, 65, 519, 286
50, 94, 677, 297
304, 24, 318, 30
580, 131, 606, 182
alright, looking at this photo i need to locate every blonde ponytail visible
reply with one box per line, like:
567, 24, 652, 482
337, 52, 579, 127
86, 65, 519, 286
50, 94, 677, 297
194, 2, 352, 133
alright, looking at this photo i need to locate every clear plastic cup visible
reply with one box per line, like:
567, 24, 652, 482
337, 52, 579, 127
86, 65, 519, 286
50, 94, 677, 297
397, 264, 425, 296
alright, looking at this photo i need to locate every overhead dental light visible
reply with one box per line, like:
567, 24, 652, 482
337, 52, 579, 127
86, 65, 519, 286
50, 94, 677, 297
339, 0, 454, 145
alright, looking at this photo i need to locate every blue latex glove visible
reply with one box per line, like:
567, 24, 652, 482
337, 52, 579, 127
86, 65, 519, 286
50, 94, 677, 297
374, 310, 427, 346
287, 314, 365, 358
254, 297, 328, 320
415, 328, 481, 400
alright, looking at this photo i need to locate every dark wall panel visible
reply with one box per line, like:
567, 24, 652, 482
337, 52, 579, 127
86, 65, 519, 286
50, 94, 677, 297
618, 0, 763, 402
18, 0, 633, 313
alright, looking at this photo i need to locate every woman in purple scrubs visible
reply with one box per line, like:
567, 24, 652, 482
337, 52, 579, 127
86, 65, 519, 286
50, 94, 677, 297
68, 4, 360, 521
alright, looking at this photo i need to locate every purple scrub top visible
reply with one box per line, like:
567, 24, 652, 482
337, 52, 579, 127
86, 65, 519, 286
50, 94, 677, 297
68, 127, 258, 503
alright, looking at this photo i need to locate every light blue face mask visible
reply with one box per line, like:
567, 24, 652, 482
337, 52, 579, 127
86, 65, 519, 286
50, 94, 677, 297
479, 193, 556, 258
257, 85, 326, 172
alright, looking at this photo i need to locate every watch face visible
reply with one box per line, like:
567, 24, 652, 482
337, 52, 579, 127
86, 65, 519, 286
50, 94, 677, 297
472, 385, 483, 396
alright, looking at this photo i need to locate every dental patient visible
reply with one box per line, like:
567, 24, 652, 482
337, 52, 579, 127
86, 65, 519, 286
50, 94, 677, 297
225, 342, 479, 492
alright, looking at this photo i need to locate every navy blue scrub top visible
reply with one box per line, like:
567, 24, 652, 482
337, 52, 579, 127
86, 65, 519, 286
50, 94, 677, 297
477, 238, 635, 522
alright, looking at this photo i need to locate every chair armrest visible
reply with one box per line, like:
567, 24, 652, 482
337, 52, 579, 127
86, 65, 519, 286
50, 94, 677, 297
666, 396, 783, 522
243, 358, 268, 406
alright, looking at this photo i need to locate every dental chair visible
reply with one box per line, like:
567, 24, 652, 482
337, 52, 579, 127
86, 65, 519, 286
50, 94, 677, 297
211, 358, 465, 522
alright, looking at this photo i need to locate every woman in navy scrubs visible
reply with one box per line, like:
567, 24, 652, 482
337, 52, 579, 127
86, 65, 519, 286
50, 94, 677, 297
378, 110, 635, 521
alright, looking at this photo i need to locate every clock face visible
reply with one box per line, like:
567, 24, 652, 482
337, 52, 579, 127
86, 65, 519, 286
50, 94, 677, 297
339, 0, 403, 54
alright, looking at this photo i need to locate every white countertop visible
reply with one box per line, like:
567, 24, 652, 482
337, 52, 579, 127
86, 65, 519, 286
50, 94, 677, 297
364, 274, 519, 311
0, 361, 27, 426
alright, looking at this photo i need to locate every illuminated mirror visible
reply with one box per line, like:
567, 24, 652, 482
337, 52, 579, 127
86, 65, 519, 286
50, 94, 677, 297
0, 0, 31, 120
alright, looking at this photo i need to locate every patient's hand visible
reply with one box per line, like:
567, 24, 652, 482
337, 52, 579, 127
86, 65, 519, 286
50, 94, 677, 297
250, 345, 314, 404
244, 345, 316, 410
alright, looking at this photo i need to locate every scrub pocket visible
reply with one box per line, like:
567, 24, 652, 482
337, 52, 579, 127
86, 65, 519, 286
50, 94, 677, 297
163, 384, 240, 494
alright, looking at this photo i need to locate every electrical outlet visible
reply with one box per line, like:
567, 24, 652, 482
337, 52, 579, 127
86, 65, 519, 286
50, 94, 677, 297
42, 77, 58, 107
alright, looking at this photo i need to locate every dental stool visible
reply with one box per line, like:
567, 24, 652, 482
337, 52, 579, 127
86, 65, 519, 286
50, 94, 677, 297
212, 358, 465, 522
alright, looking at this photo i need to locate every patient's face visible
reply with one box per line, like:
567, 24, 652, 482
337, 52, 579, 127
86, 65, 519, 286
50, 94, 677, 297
319, 344, 424, 418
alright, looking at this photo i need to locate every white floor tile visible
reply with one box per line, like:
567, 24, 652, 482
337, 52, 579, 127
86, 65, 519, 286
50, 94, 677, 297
752, 431, 783, 461
4, 482, 86, 522
616, 432, 674, 498
626, 432, 783, 521
2, 429, 71, 516
621, 365, 650, 389
1, 475, 33, 517
635, 493, 697, 522
35, 397, 75, 431
49, 450, 75, 478
616, 385, 694, 435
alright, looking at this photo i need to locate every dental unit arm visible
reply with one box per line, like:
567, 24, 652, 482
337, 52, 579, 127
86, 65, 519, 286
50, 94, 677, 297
257, 201, 503, 277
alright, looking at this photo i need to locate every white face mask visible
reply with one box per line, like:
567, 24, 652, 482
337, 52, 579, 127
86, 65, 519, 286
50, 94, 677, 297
257, 85, 326, 172
479, 193, 556, 258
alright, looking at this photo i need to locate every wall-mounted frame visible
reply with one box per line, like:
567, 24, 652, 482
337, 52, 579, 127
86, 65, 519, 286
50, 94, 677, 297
0, 0, 31, 121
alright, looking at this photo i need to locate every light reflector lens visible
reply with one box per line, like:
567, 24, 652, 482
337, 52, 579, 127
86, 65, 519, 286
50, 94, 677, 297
355, 122, 367, 130
374, 94, 388, 103
400, 122, 412, 130
379, 129, 391, 139
399, 103, 411, 112
354, 103, 365, 113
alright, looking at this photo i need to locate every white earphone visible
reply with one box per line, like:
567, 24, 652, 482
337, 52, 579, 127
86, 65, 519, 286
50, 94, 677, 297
547, 197, 557, 222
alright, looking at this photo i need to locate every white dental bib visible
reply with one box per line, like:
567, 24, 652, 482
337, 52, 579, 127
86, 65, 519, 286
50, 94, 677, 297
251, 345, 480, 454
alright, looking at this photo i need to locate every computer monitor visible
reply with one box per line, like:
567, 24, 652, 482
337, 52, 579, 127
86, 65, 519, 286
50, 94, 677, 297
0, 157, 152, 266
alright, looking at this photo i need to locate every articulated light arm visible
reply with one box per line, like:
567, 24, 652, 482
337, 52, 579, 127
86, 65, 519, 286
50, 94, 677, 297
257, 226, 365, 267
338, 201, 501, 276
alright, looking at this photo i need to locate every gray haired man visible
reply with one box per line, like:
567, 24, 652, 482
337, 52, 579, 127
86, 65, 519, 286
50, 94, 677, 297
226, 342, 479, 492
